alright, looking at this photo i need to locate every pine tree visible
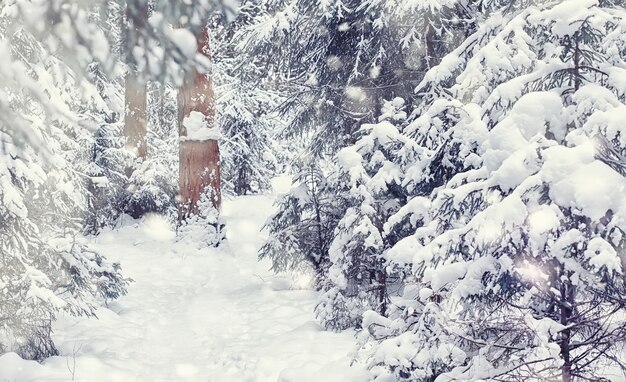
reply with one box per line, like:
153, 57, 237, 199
249, 0, 428, 289
259, 163, 346, 280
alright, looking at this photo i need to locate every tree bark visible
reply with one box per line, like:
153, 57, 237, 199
178, 24, 222, 221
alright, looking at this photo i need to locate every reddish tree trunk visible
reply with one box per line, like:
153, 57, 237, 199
178, 25, 221, 221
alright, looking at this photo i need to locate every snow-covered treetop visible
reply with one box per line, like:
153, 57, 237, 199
389, 0, 626, 287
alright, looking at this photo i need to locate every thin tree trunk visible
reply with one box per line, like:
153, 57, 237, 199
178, 24, 222, 221
574, 34, 582, 91
378, 264, 387, 317
560, 267, 575, 382
425, 21, 437, 70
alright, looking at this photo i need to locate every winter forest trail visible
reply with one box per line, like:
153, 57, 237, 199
0, 182, 366, 382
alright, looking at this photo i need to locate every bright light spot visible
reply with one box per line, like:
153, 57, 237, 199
326, 55, 342, 71
338, 22, 350, 32
271, 175, 292, 193
479, 220, 502, 243
345, 86, 366, 102
516, 260, 548, 283
305, 73, 318, 86
142, 213, 176, 242
290, 266, 316, 290
526, 207, 559, 234
369, 66, 380, 79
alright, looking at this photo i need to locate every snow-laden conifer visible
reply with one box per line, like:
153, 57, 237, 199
0, 3, 128, 359
363, 1, 626, 380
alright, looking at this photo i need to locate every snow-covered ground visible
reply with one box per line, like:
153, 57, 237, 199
0, 181, 366, 382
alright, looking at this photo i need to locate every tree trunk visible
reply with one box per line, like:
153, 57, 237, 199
178, 24, 222, 222
124, 0, 148, 162
560, 267, 575, 382
425, 21, 437, 70
378, 263, 387, 317
124, 74, 147, 160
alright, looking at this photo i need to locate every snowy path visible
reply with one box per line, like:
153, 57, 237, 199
0, 191, 366, 382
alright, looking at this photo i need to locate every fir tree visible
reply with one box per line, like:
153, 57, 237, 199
259, 163, 346, 280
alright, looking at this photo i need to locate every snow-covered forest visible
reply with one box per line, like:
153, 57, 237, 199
1, 0, 626, 381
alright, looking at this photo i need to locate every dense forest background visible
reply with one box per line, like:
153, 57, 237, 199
2, 0, 626, 381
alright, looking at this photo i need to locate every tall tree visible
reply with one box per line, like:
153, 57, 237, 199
315, 98, 412, 331
249, 0, 425, 289
123, 1, 148, 162
252, 0, 478, 325
177, 21, 223, 244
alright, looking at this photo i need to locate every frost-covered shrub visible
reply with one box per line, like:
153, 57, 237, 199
315, 287, 368, 331
124, 82, 178, 220
53, 237, 128, 306
177, 191, 226, 248
259, 164, 346, 282
360, 285, 466, 381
